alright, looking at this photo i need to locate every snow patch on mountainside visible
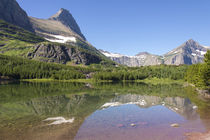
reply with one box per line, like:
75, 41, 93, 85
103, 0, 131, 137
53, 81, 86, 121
44, 34, 77, 43
196, 50, 206, 55
170, 51, 178, 54
101, 51, 125, 58
101, 50, 147, 59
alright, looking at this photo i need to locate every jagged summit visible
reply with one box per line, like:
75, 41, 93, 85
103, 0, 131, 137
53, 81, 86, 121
49, 8, 69, 20
183, 39, 199, 47
29, 7, 86, 41
49, 8, 85, 40
186, 39, 195, 42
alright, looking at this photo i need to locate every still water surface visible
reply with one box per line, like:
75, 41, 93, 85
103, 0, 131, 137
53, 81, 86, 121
0, 82, 209, 140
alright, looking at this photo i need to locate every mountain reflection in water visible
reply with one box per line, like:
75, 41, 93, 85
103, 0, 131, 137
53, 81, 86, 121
0, 82, 209, 140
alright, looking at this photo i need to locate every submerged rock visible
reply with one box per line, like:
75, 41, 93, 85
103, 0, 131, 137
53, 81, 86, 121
130, 123, 136, 127
170, 123, 180, 127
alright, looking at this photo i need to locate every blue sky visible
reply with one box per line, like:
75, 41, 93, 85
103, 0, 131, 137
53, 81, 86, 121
17, 0, 210, 55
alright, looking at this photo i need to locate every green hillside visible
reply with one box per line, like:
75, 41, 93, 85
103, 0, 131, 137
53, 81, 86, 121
0, 20, 114, 65
0, 20, 45, 43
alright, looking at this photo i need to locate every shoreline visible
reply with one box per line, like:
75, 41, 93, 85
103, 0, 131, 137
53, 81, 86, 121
20, 78, 184, 85
0, 79, 18, 84
19, 78, 210, 98
184, 83, 210, 98
196, 89, 210, 98
21, 79, 113, 83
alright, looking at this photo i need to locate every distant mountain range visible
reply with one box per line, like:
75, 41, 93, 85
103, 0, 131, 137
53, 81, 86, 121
100, 39, 210, 66
100, 50, 162, 67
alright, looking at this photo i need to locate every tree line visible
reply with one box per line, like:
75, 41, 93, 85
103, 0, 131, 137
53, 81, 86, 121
93, 65, 188, 81
0, 54, 95, 80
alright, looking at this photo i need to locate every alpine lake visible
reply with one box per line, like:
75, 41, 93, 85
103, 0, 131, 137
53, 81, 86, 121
0, 81, 210, 140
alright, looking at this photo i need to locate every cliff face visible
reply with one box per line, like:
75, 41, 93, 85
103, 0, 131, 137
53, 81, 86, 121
0, 0, 34, 32
27, 43, 102, 65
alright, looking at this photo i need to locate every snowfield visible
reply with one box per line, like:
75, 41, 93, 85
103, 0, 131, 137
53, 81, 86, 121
45, 34, 77, 43
196, 49, 206, 55
191, 53, 196, 56
101, 51, 147, 59
102, 52, 124, 58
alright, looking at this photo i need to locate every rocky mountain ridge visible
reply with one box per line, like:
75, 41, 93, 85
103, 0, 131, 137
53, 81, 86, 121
101, 39, 209, 66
